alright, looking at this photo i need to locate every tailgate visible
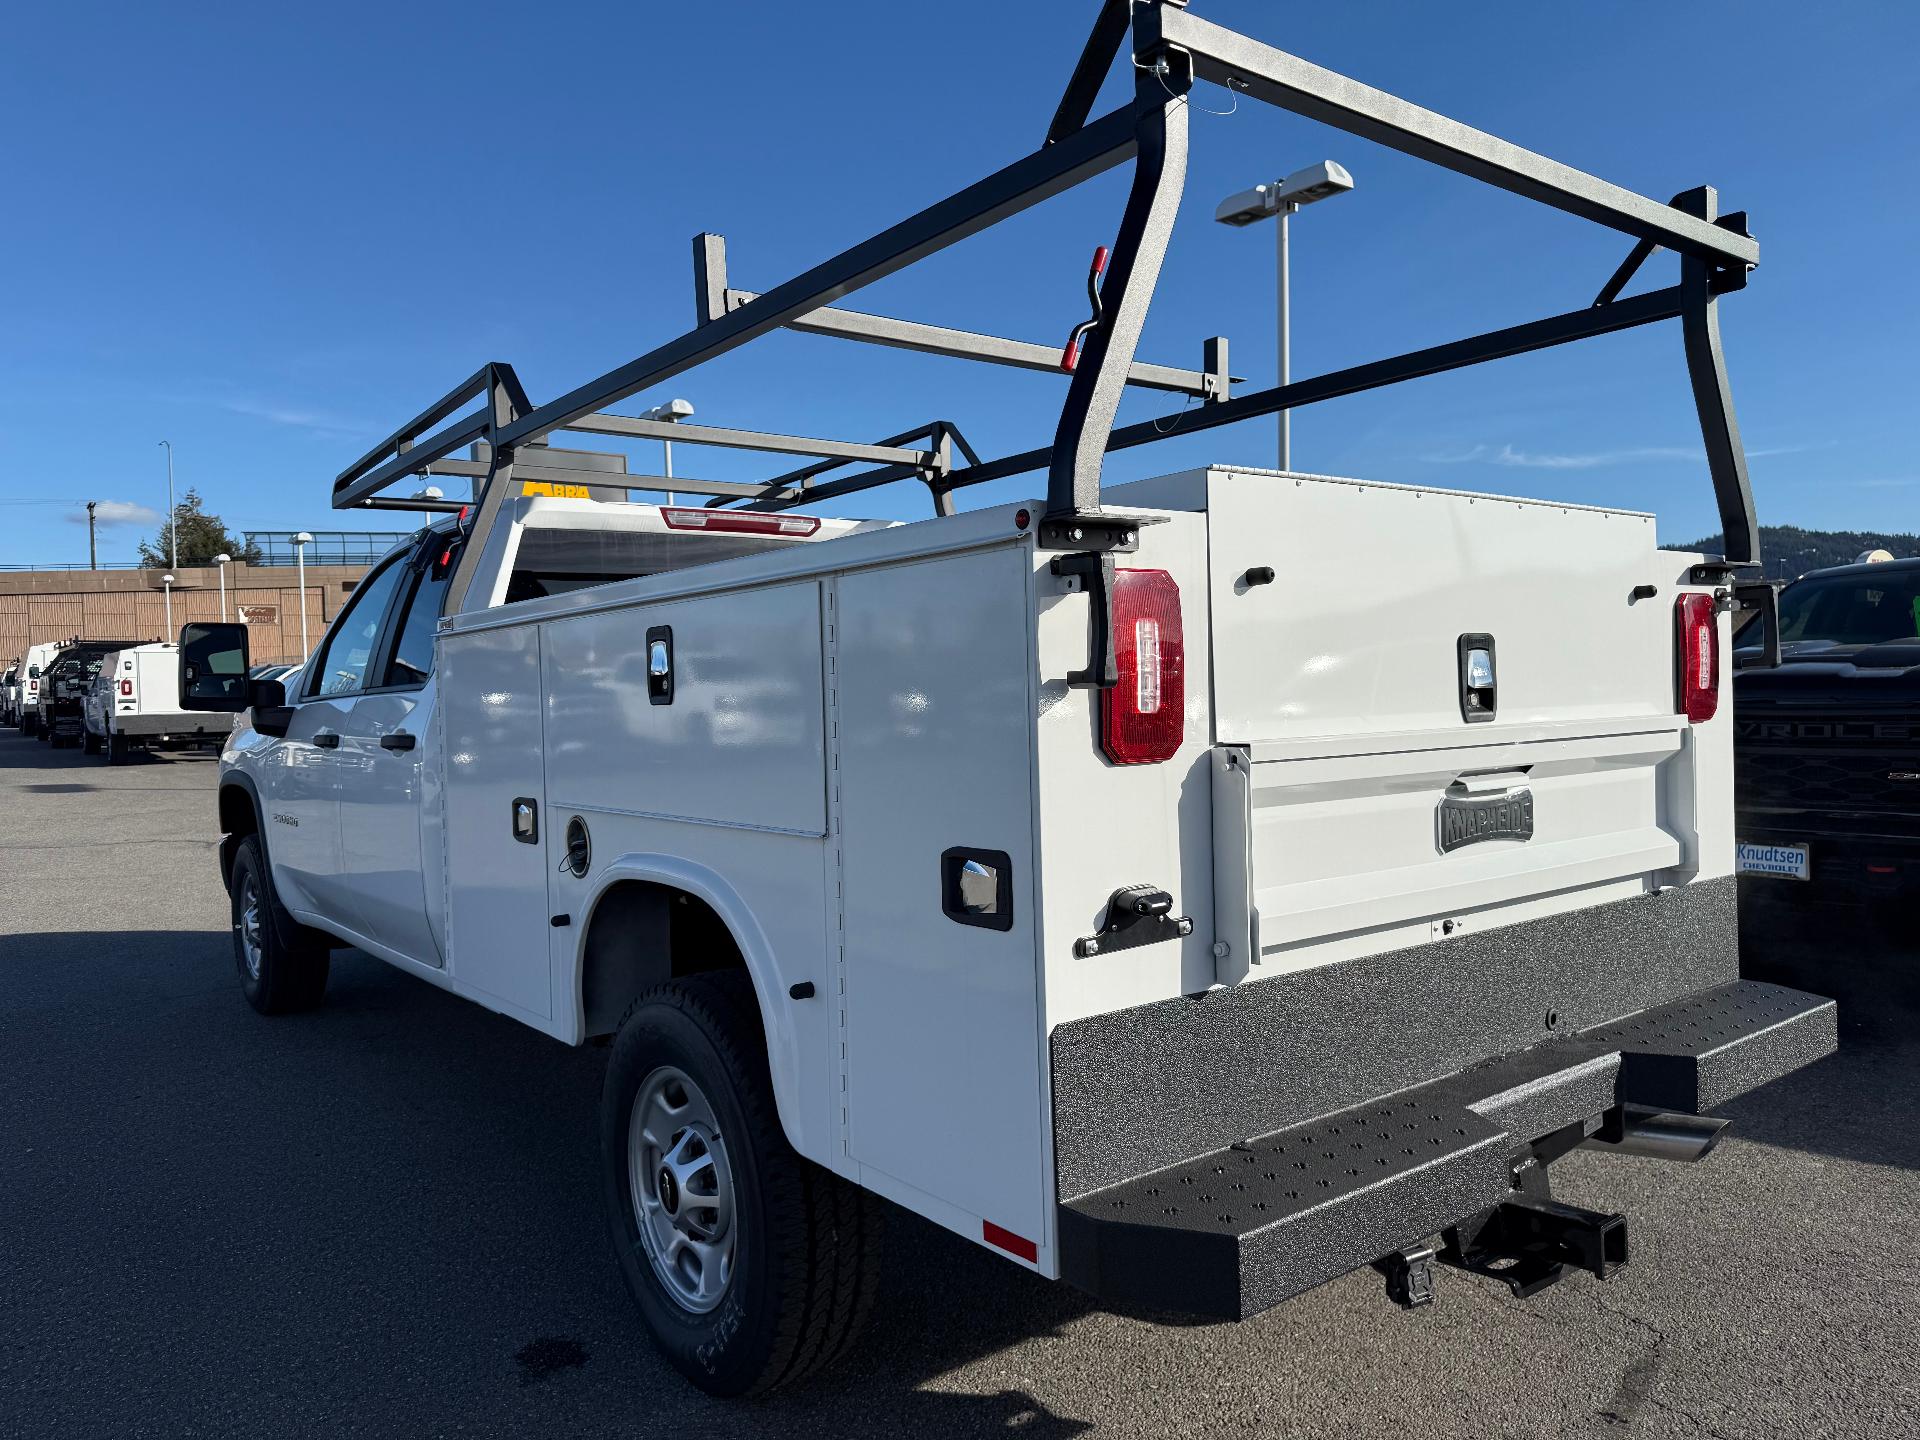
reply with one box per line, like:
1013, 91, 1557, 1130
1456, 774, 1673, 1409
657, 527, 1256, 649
1198, 469, 1701, 972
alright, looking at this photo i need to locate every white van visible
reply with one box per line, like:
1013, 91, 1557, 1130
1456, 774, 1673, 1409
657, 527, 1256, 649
82, 643, 231, 761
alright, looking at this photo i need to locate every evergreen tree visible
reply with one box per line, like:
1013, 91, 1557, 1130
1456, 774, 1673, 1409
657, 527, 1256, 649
138, 489, 265, 568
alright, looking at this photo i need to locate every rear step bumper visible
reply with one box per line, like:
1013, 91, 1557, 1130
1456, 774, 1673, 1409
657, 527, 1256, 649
1057, 978, 1835, 1320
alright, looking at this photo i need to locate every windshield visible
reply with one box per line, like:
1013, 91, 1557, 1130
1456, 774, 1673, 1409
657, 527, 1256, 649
1768, 569, 1920, 647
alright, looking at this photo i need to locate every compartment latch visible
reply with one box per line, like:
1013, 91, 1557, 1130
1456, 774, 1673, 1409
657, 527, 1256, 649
1076, 884, 1192, 958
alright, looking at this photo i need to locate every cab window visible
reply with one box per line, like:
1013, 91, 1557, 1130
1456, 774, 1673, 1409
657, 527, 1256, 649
308, 558, 407, 698
382, 562, 453, 688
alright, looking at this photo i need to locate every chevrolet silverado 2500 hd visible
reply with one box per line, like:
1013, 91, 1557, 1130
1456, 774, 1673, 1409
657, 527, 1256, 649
177, 1, 1833, 1398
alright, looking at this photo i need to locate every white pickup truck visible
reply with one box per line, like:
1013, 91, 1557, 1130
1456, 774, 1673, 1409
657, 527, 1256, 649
178, 1, 1834, 1398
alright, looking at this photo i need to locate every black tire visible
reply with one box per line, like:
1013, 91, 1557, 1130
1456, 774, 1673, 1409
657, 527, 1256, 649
601, 973, 882, 1396
229, 833, 330, 1014
81, 728, 100, 755
105, 732, 129, 765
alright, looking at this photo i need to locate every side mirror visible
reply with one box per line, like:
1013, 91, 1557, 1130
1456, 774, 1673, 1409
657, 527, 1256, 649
249, 677, 293, 738
179, 622, 252, 711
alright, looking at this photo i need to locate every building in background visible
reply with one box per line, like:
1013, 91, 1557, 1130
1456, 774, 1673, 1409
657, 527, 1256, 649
0, 551, 401, 667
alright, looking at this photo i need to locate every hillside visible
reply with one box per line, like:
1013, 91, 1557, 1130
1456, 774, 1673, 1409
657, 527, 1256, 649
1671, 525, 1920, 579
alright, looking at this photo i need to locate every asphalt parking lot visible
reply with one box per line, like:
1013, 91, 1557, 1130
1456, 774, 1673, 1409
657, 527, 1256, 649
2, 730, 1915, 1439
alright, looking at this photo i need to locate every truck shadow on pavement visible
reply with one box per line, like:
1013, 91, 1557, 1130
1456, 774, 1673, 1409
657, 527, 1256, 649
1731, 887, 1920, 1171
0, 925, 1101, 1437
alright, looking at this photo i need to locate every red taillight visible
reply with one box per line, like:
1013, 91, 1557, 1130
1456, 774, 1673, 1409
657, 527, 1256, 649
661, 508, 821, 537
119, 678, 133, 697
1675, 592, 1719, 723
1101, 568, 1184, 765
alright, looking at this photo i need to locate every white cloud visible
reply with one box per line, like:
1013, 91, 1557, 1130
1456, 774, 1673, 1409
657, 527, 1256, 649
1425, 442, 1698, 470
1427, 439, 1825, 470
218, 396, 370, 437
65, 500, 160, 528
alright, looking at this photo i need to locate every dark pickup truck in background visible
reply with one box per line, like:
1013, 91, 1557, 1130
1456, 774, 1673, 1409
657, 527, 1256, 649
1735, 557, 1920, 909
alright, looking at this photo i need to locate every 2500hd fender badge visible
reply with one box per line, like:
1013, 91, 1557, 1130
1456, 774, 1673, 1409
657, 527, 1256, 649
1437, 788, 1534, 852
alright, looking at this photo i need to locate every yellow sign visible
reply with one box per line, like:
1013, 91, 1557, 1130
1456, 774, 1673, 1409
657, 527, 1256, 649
520, 481, 596, 499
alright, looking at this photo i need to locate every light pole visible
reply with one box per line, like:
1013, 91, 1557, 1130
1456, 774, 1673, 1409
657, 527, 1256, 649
86, 501, 98, 570
292, 531, 313, 657
158, 440, 178, 569
215, 553, 231, 622
639, 398, 695, 505
1214, 161, 1355, 472
162, 573, 175, 637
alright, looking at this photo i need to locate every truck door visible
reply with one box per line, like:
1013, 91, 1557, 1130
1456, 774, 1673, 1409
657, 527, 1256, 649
270, 555, 410, 920
336, 557, 449, 967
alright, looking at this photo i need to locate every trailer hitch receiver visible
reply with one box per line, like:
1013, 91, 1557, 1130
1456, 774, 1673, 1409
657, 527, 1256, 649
1441, 1195, 1628, 1298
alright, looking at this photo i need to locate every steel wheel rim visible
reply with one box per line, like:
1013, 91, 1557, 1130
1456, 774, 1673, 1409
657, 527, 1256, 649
628, 1064, 735, 1314
238, 874, 264, 981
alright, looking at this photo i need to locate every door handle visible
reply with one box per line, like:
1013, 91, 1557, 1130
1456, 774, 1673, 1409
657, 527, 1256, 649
312, 730, 341, 749
380, 731, 416, 752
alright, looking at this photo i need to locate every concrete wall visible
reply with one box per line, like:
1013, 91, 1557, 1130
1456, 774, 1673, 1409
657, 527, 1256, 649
1, 563, 373, 668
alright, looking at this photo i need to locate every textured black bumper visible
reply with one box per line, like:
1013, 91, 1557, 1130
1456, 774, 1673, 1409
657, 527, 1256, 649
1051, 879, 1836, 1320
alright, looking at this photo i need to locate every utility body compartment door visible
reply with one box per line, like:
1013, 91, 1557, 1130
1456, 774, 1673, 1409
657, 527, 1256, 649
1202, 470, 1672, 741
835, 546, 1048, 1254
439, 625, 553, 1022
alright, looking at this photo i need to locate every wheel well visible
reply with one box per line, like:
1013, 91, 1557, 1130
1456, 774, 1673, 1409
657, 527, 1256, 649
219, 784, 258, 839
580, 880, 749, 1038
217, 784, 259, 891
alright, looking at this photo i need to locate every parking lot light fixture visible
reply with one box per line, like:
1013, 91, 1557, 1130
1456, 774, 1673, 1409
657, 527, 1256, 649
1214, 161, 1355, 471
638, 398, 695, 505
215, 553, 232, 623
292, 532, 313, 658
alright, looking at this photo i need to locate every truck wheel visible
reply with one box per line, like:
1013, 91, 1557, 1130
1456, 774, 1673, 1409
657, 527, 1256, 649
105, 733, 129, 765
229, 834, 329, 1014
82, 729, 100, 755
602, 974, 882, 1396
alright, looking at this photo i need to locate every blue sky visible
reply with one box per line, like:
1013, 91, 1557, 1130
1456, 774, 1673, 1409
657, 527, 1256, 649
4, 1, 1917, 567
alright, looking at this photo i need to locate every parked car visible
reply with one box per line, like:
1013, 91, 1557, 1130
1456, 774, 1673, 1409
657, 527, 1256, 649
37, 641, 142, 747
1734, 556, 1920, 908
82, 643, 234, 761
2, 662, 18, 726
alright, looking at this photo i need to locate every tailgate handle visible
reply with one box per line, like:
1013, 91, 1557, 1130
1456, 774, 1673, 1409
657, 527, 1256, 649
1450, 769, 1529, 796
